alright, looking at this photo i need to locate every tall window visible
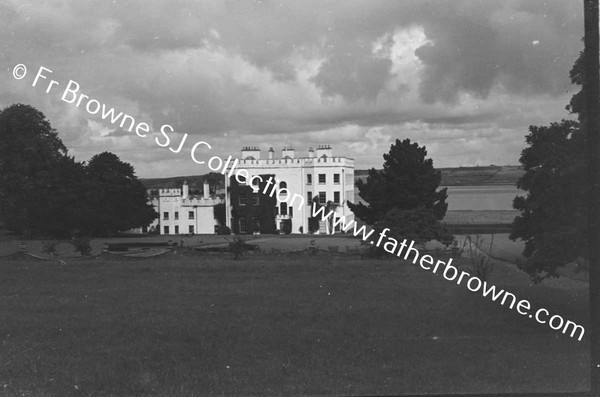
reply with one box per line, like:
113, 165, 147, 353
334, 191, 340, 204
163, 212, 169, 220
175, 225, 179, 234
333, 173, 340, 184
280, 202, 288, 216
188, 211, 194, 220
307, 174, 312, 185
289, 206, 293, 217
278, 181, 287, 198
239, 218, 247, 234
239, 192, 246, 206
189, 225, 194, 234
174, 211, 179, 220
318, 174, 326, 184
307, 191, 313, 204
318, 191, 326, 204
163, 226, 169, 234
252, 192, 259, 205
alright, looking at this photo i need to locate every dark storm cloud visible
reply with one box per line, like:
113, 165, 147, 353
0, 0, 585, 175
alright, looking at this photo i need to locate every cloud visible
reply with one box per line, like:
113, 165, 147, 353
0, 0, 585, 176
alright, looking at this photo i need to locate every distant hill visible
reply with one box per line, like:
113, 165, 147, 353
355, 165, 523, 186
142, 165, 524, 192
141, 172, 225, 194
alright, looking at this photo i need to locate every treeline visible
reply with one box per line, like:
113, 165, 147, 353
0, 104, 157, 237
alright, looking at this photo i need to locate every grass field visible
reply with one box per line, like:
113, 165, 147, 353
0, 249, 590, 396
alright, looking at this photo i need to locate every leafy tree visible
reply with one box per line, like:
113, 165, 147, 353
374, 207, 446, 245
0, 104, 69, 234
510, 53, 587, 281
349, 138, 448, 242
84, 152, 157, 235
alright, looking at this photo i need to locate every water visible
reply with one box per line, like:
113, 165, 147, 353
443, 185, 523, 211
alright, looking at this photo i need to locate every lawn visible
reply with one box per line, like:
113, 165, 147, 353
0, 250, 590, 396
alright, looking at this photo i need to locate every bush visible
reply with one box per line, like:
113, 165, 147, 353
466, 235, 495, 281
42, 241, 59, 258
281, 219, 292, 234
72, 235, 92, 256
229, 235, 248, 260
216, 225, 231, 235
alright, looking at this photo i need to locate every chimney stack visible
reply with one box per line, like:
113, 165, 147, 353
203, 180, 209, 199
182, 180, 189, 199
281, 146, 295, 159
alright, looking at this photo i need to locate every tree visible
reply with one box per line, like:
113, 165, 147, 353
348, 138, 448, 242
373, 207, 446, 245
0, 104, 69, 234
510, 51, 588, 282
510, 120, 586, 280
83, 152, 157, 235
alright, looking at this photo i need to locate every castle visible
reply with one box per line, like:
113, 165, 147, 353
148, 145, 355, 235
225, 145, 355, 234
146, 180, 223, 235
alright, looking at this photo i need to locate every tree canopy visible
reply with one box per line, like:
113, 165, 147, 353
349, 138, 449, 242
0, 103, 156, 236
510, 52, 587, 281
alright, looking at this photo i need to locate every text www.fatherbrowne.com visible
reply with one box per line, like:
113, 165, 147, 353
311, 203, 586, 342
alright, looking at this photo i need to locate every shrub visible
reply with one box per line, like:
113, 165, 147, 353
72, 235, 92, 256
42, 241, 59, 258
216, 225, 231, 235
281, 219, 292, 234
466, 235, 495, 281
229, 235, 247, 260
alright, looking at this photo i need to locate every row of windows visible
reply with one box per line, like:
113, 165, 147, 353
239, 192, 260, 206
163, 211, 195, 220
306, 173, 340, 185
308, 191, 340, 204
239, 191, 342, 207
163, 225, 195, 234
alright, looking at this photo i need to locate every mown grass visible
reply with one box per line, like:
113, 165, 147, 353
0, 251, 590, 396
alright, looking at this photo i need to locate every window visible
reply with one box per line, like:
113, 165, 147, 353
174, 211, 179, 220
239, 192, 246, 205
307, 191, 312, 204
189, 225, 194, 234
274, 205, 279, 216
318, 191, 326, 204
318, 174, 326, 184
188, 211, 194, 220
252, 192, 259, 205
334, 191, 340, 204
239, 218, 247, 234
289, 206, 293, 217
163, 226, 169, 234
280, 202, 288, 216
278, 181, 287, 198
252, 177, 259, 187
163, 212, 169, 220
334, 173, 340, 184
175, 225, 179, 234
307, 174, 312, 185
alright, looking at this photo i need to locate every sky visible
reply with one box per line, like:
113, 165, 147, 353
2, 0, 584, 177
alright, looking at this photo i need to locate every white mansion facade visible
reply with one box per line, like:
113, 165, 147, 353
225, 145, 355, 234
147, 180, 223, 235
